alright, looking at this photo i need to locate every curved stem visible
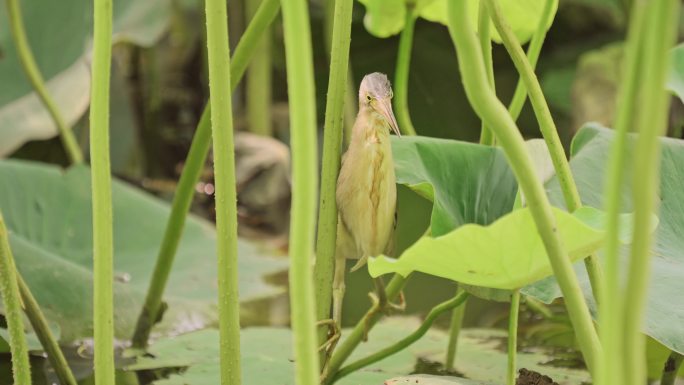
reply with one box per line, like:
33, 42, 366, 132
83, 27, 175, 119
246, 0, 272, 136
445, 286, 467, 371
89, 0, 115, 382
622, 2, 680, 385
393, 8, 417, 136
280, 0, 321, 382
332, 291, 469, 383
485, 0, 604, 301
314, 0, 354, 348
131, 0, 280, 349
660, 351, 684, 385
477, 0, 495, 145
17, 273, 77, 385
446, 1, 601, 374
506, 0, 556, 122
0, 213, 31, 385
323, 274, 408, 383
5, 0, 84, 164
507, 290, 520, 385
597, 1, 647, 384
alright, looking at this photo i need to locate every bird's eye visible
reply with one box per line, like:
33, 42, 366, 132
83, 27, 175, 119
366, 95, 372, 102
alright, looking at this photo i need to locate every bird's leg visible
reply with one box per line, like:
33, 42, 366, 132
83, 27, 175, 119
317, 250, 348, 375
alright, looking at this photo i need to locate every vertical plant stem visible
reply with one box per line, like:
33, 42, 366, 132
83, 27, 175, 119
204, 0, 242, 382
323, 274, 408, 383
5, 0, 84, 164
17, 273, 77, 385
131, 0, 280, 349
446, 1, 601, 374
660, 351, 684, 385
246, 0, 272, 136
0, 213, 31, 385
597, 0, 647, 383
622, 2, 679, 385
485, 0, 604, 301
89, 0, 115, 382
477, 0, 495, 146
445, 286, 467, 371
280, 0, 321, 382
393, 7, 417, 136
314, 0, 354, 348
506, 0, 556, 122
332, 291, 469, 383
507, 290, 520, 385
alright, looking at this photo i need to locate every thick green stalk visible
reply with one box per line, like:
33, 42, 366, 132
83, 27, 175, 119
17, 273, 77, 385
446, 1, 601, 374
622, 2, 679, 385
332, 291, 469, 383
204, 0, 241, 382
89, 0, 115, 382
477, 0, 495, 145
393, 8, 417, 136
5, 0, 84, 164
596, 1, 647, 384
0, 214, 31, 385
445, 286, 467, 371
246, 0, 272, 136
485, 0, 604, 301
131, 0, 280, 349
660, 351, 684, 385
323, 274, 407, 384
507, 290, 520, 385
506, 0, 555, 122
280, 0, 321, 382
313, 0, 354, 349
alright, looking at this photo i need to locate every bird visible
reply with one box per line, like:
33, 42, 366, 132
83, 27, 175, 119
332, 72, 402, 330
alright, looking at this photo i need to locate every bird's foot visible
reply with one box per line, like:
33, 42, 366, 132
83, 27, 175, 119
316, 319, 341, 379
361, 291, 406, 342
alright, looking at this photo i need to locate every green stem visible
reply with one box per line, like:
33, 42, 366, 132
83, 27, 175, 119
622, 2, 680, 385
446, 1, 601, 374
393, 7, 417, 136
477, 0, 495, 146
17, 273, 77, 385
280, 0, 321, 382
332, 291, 469, 383
660, 351, 684, 385
485, 0, 604, 302
507, 290, 520, 385
445, 286, 467, 371
524, 296, 553, 320
0, 213, 31, 385
5, 0, 84, 164
313, 0, 354, 349
204, 0, 242, 382
597, 1, 647, 384
89, 0, 115, 382
323, 274, 408, 384
506, 0, 556, 122
131, 0, 280, 349
246, 0, 272, 136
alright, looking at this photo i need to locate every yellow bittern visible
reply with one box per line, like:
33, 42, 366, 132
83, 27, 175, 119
333, 72, 402, 329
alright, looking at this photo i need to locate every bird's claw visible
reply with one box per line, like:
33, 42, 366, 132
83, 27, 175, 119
361, 290, 406, 342
316, 319, 341, 380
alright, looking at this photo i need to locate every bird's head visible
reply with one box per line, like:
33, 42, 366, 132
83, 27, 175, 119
359, 72, 401, 137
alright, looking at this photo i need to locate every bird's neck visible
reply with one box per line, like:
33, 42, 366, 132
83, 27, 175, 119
351, 107, 390, 146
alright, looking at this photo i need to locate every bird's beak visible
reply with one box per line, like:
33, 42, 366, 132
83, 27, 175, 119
376, 98, 401, 137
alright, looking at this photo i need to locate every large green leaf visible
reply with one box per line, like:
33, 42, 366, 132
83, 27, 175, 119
0, 160, 287, 342
668, 44, 684, 104
0, 0, 170, 156
392, 135, 518, 236
524, 124, 684, 355
368, 207, 639, 289
358, 0, 557, 43
126, 317, 590, 384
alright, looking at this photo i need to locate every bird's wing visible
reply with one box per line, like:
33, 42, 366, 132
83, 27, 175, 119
335, 215, 359, 260
383, 210, 398, 257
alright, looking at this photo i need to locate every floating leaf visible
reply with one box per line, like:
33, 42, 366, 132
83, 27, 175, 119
0, 160, 287, 342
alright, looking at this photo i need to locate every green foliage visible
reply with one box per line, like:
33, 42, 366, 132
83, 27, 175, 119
0, 160, 287, 342
667, 44, 684, 104
368, 206, 640, 289
358, 0, 557, 43
0, 0, 170, 156
524, 124, 684, 356
125, 317, 590, 384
